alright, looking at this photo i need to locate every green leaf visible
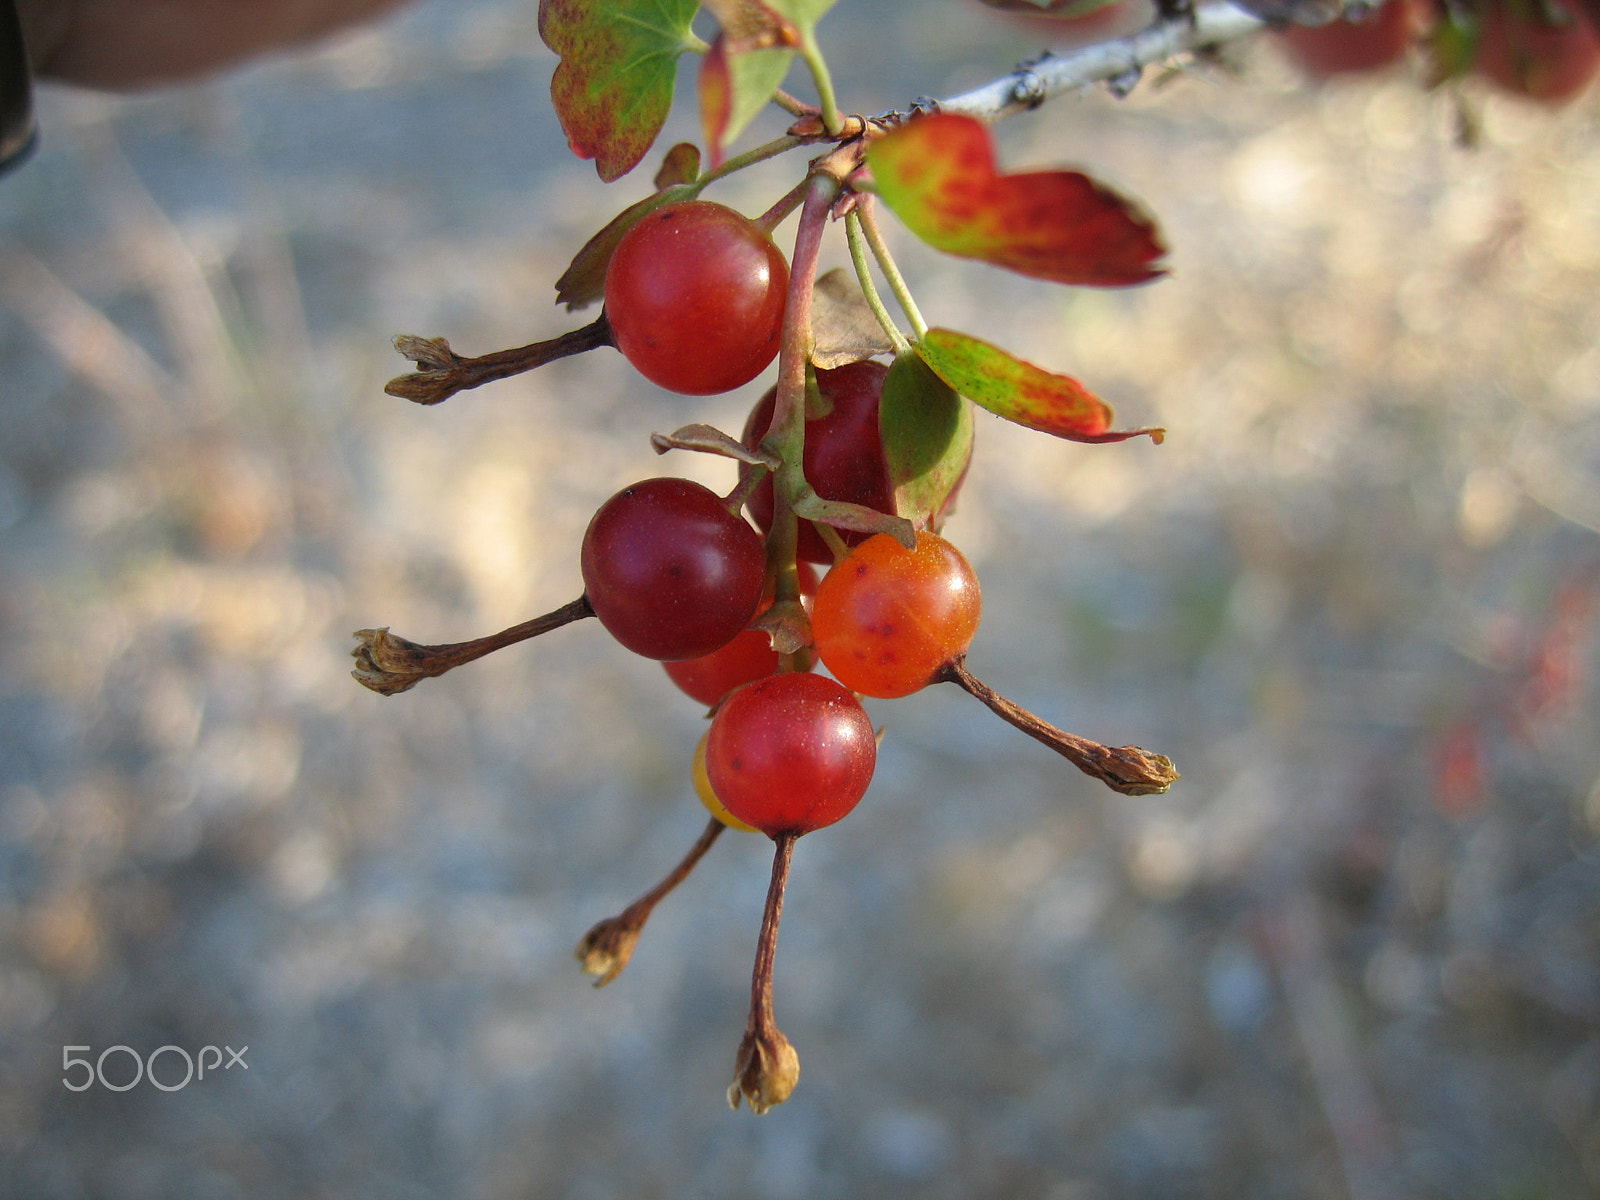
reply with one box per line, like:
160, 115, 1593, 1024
879, 353, 975, 530
866, 112, 1166, 287
538, 0, 701, 182
698, 35, 794, 166
915, 328, 1164, 444
760, 0, 840, 27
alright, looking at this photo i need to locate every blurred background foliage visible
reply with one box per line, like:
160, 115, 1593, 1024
1, 2, 1598, 1197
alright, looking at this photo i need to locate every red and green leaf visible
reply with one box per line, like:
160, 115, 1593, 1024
538, 0, 701, 182
699, 34, 795, 167
879, 352, 975, 529
866, 112, 1167, 287
696, 0, 842, 163
915, 328, 1163, 444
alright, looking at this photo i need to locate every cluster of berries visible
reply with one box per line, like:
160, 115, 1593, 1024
353, 193, 1174, 1113
1275, 0, 1599, 106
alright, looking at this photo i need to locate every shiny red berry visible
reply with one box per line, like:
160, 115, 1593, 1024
580, 477, 766, 661
604, 200, 789, 395
705, 673, 876, 838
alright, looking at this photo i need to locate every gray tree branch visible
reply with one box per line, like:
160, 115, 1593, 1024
937, 1, 1271, 121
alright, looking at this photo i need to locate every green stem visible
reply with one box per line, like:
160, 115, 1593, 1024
858, 197, 928, 340
815, 521, 849, 564
796, 27, 843, 137
844, 209, 912, 358
701, 133, 808, 188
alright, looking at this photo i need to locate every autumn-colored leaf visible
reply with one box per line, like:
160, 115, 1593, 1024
879, 352, 974, 530
699, 33, 795, 167
538, 0, 700, 182
915, 328, 1163, 444
866, 112, 1166, 287
707, 0, 839, 30
701, 0, 793, 42
809, 268, 898, 369
653, 142, 702, 190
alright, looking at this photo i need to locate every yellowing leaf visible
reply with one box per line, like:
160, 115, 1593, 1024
698, 34, 794, 167
539, 0, 700, 182
916, 328, 1163, 444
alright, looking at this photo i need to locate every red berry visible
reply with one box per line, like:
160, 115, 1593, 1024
581, 477, 766, 661
663, 564, 819, 706
664, 627, 785, 706
810, 531, 982, 699
743, 360, 897, 564
705, 673, 876, 838
1277, 0, 1433, 77
1474, 0, 1600, 104
604, 200, 790, 395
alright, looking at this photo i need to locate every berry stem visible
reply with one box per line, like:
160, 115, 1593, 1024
700, 132, 811, 187
815, 520, 850, 564
753, 179, 808, 237
938, 658, 1179, 796
855, 197, 928, 341
728, 832, 802, 1113
749, 831, 795, 1032
844, 207, 913, 358
575, 816, 726, 987
350, 595, 595, 695
385, 317, 613, 405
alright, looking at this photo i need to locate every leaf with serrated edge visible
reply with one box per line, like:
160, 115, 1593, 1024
880, 353, 975, 529
553, 181, 700, 310
916, 328, 1163, 444
539, 0, 700, 182
809, 268, 897, 369
867, 112, 1166, 288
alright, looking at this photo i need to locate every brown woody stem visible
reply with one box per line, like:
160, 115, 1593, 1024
938, 658, 1179, 796
728, 832, 802, 1113
351, 594, 595, 695
748, 832, 796, 1035
575, 816, 726, 987
385, 316, 613, 405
